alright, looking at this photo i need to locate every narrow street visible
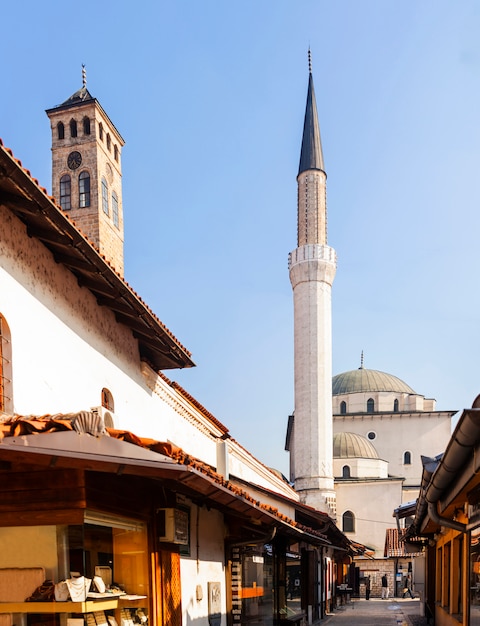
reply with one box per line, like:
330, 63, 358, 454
322, 598, 427, 626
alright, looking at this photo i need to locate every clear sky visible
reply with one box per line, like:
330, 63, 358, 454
2, 1, 480, 475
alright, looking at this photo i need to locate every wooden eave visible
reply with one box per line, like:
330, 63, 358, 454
0, 141, 194, 371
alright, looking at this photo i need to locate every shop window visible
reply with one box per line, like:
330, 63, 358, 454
403, 451, 411, 465
102, 178, 109, 215
342, 465, 351, 478
83, 117, 91, 135
470, 527, 480, 617
79, 172, 90, 208
452, 534, 462, 617
112, 191, 119, 227
0, 315, 13, 413
340, 401, 347, 414
394, 399, 399, 412
367, 398, 375, 413
57, 122, 65, 140
70, 119, 77, 138
342, 511, 355, 533
60, 174, 71, 211
443, 542, 451, 608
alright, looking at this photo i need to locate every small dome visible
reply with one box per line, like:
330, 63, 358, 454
332, 368, 416, 396
333, 432, 379, 459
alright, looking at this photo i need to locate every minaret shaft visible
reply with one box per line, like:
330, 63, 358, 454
289, 61, 336, 517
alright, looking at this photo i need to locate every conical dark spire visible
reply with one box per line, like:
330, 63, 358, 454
298, 52, 325, 176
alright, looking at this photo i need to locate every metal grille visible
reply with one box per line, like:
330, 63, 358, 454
160, 551, 182, 626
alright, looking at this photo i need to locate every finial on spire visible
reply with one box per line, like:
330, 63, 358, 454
308, 48, 312, 74
82, 64, 87, 88
360, 351, 364, 369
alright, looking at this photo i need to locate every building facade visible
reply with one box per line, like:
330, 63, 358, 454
0, 73, 355, 626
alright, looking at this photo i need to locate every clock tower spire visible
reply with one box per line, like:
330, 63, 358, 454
288, 53, 337, 516
46, 68, 125, 275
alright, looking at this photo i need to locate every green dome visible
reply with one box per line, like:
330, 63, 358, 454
332, 368, 416, 396
333, 432, 379, 459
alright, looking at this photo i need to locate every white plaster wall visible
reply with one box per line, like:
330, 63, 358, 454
181, 505, 227, 626
333, 457, 388, 479
335, 480, 403, 556
0, 206, 289, 495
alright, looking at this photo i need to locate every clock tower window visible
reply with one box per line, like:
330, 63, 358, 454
57, 122, 65, 140
79, 172, 91, 208
101, 178, 109, 216
60, 175, 71, 211
99, 123, 104, 141
112, 191, 119, 227
114, 145, 119, 162
70, 119, 77, 138
106, 133, 111, 151
83, 117, 91, 135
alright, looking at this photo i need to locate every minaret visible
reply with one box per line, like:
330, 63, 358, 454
288, 53, 337, 516
46, 66, 125, 275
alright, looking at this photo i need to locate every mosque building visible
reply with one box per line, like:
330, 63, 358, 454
285, 56, 456, 582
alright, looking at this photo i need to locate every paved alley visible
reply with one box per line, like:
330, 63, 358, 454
322, 598, 427, 626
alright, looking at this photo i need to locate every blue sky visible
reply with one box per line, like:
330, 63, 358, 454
2, 1, 480, 474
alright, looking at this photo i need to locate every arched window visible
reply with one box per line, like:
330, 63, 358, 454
394, 399, 399, 412
106, 133, 111, 151
83, 117, 91, 135
0, 315, 13, 413
101, 388, 114, 411
342, 511, 355, 533
114, 145, 119, 162
57, 122, 65, 140
99, 123, 104, 141
70, 119, 77, 138
342, 465, 351, 478
101, 177, 109, 215
79, 172, 90, 208
367, 398, 375, 413
340, 400, 347, 414
112, 191, 119, 227
404, 451, 412, 465
60, 174, 71, 211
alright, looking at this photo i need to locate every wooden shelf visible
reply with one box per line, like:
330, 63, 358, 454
0, 599, 120, 614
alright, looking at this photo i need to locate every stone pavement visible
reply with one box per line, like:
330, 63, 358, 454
321, 598, 427, 626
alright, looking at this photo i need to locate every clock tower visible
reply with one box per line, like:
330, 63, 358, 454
46, 68, 125, 275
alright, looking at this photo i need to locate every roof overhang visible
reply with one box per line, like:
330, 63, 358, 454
0, 141, 194, 371
0, 431, 329, 546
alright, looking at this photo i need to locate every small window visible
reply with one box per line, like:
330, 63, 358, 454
79, 172, 90, 208
70, 119, 77, 138
99, 123, 104, 141
101, 178, 109, 215
404, 451, 411, 465
101, 388, 114, 411
60, 174, 71, 211
342, 465, 351, 478
57, 122, 65, 140
394, 399, 399, 412
112, 191, 119, 228
342, 510, 355, 533
340, 401, 347, 414
83, 117, 91, 135
107, 133, 111, 151
367, 431, 376, 440
367, 398, 375, 413
114, 145, 119, 162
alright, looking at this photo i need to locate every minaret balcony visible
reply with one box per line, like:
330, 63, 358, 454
288, 243, 337, 269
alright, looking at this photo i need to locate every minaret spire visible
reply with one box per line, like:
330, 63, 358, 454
288, 52, 337, 517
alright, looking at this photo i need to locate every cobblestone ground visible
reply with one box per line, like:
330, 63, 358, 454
320, 598, 428, 626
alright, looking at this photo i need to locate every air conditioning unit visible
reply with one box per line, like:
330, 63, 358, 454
91, 406, 115, 429
157, 508, 189, 545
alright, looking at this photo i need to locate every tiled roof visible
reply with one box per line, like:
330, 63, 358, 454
384, 528, 423, 557
0, 413, 335, 546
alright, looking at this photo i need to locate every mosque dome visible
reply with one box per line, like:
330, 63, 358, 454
333, 432, 379, 459
332, 367, 416, 396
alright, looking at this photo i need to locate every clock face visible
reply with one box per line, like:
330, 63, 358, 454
67, 151, 82, 170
